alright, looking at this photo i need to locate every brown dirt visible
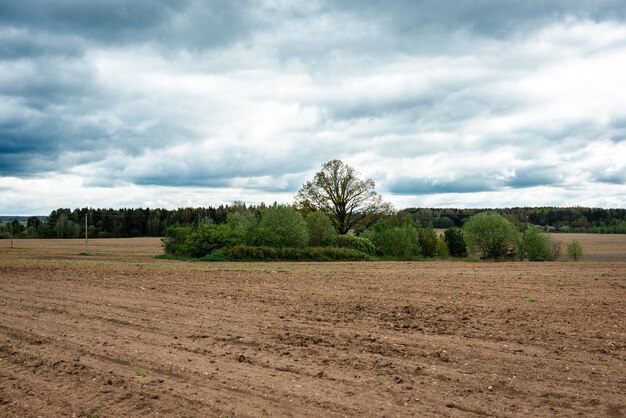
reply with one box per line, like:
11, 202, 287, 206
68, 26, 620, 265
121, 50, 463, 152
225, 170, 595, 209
0, 238, 625, 417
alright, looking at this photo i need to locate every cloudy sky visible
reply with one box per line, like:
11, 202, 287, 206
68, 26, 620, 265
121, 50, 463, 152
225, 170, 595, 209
1, 0, 626, 215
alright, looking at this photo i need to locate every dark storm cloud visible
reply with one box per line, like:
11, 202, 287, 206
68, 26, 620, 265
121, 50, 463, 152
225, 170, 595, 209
596, 173, 626, 184
0, 0, 259, 52
505, 166, 562, 188
333, 0, 626, 37
0, 29, 85, 60
387, 177, 497, 195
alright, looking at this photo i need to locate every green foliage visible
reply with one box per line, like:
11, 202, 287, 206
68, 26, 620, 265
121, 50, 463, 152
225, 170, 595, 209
163, 224, 243, 257
254, 205, 309, 248
519, 226, 552, 261
226, 210, 258, 244
201, 249, 229, 262
418, 228, 438, 257
224, 246, 371, 261
436, 235, 449, 258
305, 211, 337, 246
463, 212, 518, 259
362, 216, 421, 260
250, 226, 283, 247
566, 240, 584, 261
162, 226, 193, 256
332, 234, 376, 256
432, 216, 455, 229
401, 207, 626, 233
444, 227, 467, 257
296, 160, 393, 234
183, 224, 244, 257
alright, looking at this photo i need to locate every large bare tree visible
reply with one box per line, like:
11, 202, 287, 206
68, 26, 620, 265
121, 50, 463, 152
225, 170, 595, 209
296, 160, 393, 234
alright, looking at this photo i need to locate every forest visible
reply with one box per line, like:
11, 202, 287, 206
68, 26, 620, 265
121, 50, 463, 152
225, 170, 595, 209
1, 205, 625, 241
2, 161, 626, 241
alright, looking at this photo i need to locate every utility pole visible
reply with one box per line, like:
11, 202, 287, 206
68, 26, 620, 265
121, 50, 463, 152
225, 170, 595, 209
10, 221, 13, 249
84, 214, 88, 254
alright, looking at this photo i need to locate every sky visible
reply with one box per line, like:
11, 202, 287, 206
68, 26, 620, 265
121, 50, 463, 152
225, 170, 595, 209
1, 0, 626, 215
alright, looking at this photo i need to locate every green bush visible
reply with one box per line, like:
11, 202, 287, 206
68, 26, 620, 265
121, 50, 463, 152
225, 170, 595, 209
226, 211, 258, 244
362, 217, 421, 260
520, 226, 551, 261
200, 249, 229, 262
257, 205, 309, 248
306, 211, 337, 246
332, 234, 376, 255
183, 224, 244, 257
162, 224, 244, 257
162, 226, 193, 256
436, 235, 449, 258
463, 212, 518, 259
444, 227, 468, 257
224, 245, 371, 261
418, 228, 438, 257
567, 240, 584, 261
251, 226, 283, 247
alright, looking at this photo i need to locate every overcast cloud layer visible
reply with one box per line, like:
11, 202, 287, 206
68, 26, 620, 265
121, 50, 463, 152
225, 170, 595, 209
1, 0, 626, 214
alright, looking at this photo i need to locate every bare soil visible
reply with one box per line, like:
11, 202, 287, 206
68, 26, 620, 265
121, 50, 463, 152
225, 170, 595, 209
0, 238, 625, 417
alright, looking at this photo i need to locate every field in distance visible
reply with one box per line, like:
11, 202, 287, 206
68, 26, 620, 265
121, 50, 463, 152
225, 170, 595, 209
0, 236, 624, 417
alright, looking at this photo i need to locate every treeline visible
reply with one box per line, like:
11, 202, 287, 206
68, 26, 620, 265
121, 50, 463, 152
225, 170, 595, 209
0, 206, 239, 239
401, 207, 626, 233
2, 205, 626, 240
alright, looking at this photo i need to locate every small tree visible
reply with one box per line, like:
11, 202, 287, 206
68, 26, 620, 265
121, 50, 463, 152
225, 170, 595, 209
418, 228, 438, 257
444, 227, 468, 257
567, 240, 584, 261
226, 210, 258, 245
362, 216, 421, 259
436, 235, 449, 258
305, 211, 337, 247
520, 226, 551, 261
257, 205, 309, 248
463, 212, 518, 259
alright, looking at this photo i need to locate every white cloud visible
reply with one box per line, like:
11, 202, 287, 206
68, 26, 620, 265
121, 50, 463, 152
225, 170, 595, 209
2, 5, 626, 214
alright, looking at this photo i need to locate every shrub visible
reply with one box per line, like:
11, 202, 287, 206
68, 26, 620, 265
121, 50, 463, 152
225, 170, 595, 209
520, 226, 551, 261
182, 224, 244, 257
463, 212, 518, 259
305, 211, 337, 246
162, 226, 193, 256
418, 228, 438, 257
567, 240, 584, 261
201, 249, 229, 262
224, 245, 371, 261
332, 234, 376, 255
436, 235, 449, 258
226, 211, 258, 244
444, 227, 468, 257
251, 226, 283, 247
363, 217, 421, 259
257, 205, 309, 248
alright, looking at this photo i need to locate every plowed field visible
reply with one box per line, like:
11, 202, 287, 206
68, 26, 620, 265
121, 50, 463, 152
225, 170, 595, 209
0, 238, 625, 417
